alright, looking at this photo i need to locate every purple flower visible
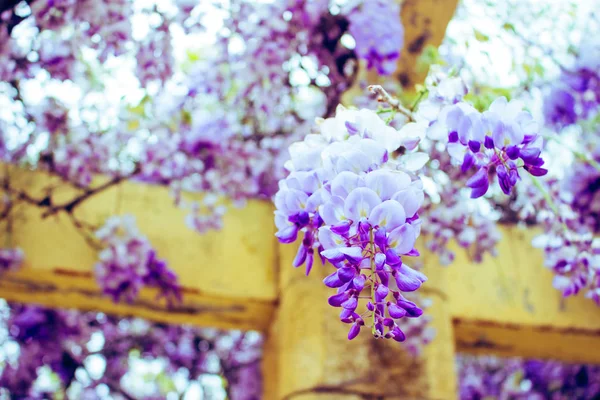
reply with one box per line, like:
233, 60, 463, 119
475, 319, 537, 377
1, 302, 264, 398
430, 97, 547, 197
347, 0, 404, 75
458, 353, 600, 400
314, 169, 427, 341
275, 105, 431, 342
94, 215, 182, 305
0, 247, 24, 273
526, 161, 600, 305
543, 86, 577, 127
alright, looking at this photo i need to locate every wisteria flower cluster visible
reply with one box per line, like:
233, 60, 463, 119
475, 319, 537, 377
275, 106, 429, 341
458, 354, 600, 400
275, 66, 555, 342
94, 215, 181, 305
428, 97, 548, 198
0, 302, 263, 399
543, 38, 600, 128
526, 146, 600, 304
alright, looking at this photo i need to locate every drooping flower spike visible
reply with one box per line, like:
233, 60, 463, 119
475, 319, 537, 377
428, 97, 548, 198
275, 105, 429, 342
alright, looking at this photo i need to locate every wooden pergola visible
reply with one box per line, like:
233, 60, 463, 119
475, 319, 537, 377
2, 2, 600, 399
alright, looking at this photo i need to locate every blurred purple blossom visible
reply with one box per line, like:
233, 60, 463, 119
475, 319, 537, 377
0, 248, 23, 273
347, 0, 404, 75
94, 215, 182, 304
428, 97, 547, 198
458, 354, 600, 400
543, 38, 600, 128
0, 302, 263, 399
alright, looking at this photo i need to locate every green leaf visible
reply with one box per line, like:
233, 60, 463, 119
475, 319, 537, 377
416, 45, 444, 72
473, 29, 490, 42
157, 372, 177, 393
502, 22, 517, 34
182, 110, 192, 125
534, 63, 545, 77
465, 86, 514, 112
186, 49, 201, 62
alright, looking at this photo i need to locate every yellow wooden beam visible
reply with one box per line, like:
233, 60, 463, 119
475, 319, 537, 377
262, 244, 457, 400
445, 226, 600, 364
396, 0, 459, 88
0, 269, 274, 332
1, 166, 277, 331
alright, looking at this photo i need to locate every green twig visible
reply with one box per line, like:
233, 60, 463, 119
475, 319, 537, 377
385, 110, 398, 125
410, 88, 429, 111
369, 228, 376, 335
529, 175, 558, 215
529, 175, 570, 232
573, 150, 600, 173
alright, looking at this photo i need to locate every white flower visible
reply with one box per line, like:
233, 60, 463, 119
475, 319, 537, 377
397, 121, 428, 150
319, 106, 401, 153
286, 134, 328, 172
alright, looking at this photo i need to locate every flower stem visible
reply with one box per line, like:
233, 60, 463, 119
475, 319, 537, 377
530, 175, 559, 215
543, 134, 600, 173
369, 228, 377, 335
494, 147, 509, 170
529, 175, 570, 232
573, 150, 600, 173
411, 88, 429, 111
385, 110, 398, 125
368, 85, 415, 122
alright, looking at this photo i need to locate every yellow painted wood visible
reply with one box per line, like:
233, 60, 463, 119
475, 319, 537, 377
1, 166, 277, 331
420, 256, 457, 399
0, 269, 274, 332
262, 243, 457, 400
445, 226, 600, 363
454, 318, 600, 365
396, 0, 459, 89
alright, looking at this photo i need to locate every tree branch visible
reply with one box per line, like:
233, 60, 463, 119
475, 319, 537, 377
40, 167, 140, 219
368, 85, 415, 122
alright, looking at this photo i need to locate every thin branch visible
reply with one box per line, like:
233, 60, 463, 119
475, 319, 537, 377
66, 212, 101, 250
368, 85, 415, 122
1, 166, 13, 220
5, 185, 49, 207
4, 164, 140, 250
1, 166, 15, 248
40, 166, 141, 219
